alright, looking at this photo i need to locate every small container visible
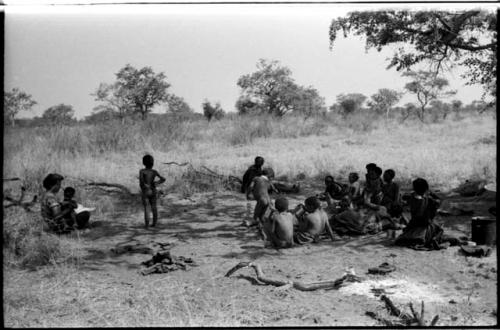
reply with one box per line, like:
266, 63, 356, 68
471, 217, 496, 246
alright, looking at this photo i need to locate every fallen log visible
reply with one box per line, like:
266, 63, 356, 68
84, 182, 132, 195
225, 262, 363, 291
163, 161, 190, 167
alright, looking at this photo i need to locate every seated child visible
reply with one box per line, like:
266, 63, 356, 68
363, 165, 384, 209
381, 169, 403, 218
322, 175, 347, 201
61, 186, 78, 230
294, 196, 335, 244
262, 197, 295, 248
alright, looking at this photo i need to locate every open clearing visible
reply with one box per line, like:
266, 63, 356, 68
3, 180, 497, 327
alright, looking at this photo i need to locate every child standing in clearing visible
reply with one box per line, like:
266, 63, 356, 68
140, 154, 166, 228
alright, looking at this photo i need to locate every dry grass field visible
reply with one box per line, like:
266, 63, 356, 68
3, 113, 497, 327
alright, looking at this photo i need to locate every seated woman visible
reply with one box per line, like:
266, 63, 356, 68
320, 175, 348, 201
41, 173, 90, 233
395, 178, 445, 249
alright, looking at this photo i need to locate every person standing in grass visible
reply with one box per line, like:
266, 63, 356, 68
139, 154, 166, 228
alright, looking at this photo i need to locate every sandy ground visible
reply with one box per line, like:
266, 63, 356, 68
3, 181, 497, 327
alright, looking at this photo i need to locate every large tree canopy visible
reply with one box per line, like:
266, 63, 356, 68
236, 59, 325, 117
329, 10, 497, 98
93, 64, 170, 120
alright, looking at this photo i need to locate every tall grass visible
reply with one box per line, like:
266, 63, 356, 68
3, 113, 496, 194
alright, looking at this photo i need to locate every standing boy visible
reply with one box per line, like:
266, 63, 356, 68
139, 154, 166, 228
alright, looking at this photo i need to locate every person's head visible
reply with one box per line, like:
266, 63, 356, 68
42, 173, 64, 192
413, 178, 429, 195
64, 186, 76, 199
348, 172, 359, 184
275, 197, 289, 213
254, 156, 264, 168
366, 163, 377, 173
143, 154, 154, 169
261, 168, 270, 177
324, 175, 335, 186
374, 166, 383, 178
304, 196, 321, 213
383, 169, 395, 183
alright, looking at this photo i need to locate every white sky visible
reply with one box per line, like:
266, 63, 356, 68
4, 3, 497, 119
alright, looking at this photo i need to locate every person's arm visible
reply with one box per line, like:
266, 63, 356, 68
324, 218, 335, 241
269, 181, 280, 194
364, 191, 380, 210
51, 203, 72, 220
324, 192, 335, 208
154, 170, 166, 185
246, 180, 255, 200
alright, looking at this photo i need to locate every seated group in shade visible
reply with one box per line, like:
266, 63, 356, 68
243, 157, 457, 250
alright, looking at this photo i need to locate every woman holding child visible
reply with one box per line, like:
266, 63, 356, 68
40, 173, 90, 233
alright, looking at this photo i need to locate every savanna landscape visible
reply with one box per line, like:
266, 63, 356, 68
3, 6, 497, 327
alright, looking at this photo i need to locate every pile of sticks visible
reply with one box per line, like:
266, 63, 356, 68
3, 178, 38, 212
164, 161, 242, 191
366, 294, 439, 326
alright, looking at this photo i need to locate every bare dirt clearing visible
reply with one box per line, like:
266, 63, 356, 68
3, 181, 497, 327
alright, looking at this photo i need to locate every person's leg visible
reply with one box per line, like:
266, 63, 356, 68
75, 211, 90, 229
142, 194, 150, 228
151, 195, 158, 227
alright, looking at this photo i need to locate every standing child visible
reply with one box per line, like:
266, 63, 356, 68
381, 169, 403, 219
139, 154, 166, 228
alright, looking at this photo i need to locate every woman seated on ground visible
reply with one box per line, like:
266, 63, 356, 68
395, 178, 451, 249
41, 173, 90, 233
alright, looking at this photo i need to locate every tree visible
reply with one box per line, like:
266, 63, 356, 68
237, 59, 325, 117
329, 10, 497, 98
429, 100, 452, 120
293, 86, 327, 119
367, 88, 402, 120
91, 82, 134, 122
403, 71, 456, 122
4, 88, 37, 127
166, 94, 194, 114
93, 64, 170, 121
332, 93, 367, 116
202, 100, 225, 121
42, 104, 75, 125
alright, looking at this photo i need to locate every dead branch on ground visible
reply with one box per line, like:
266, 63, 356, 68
84, 182, 133, 195
225, 261, 363, 291
3, 186, 38, 212
366, 295, 439, 326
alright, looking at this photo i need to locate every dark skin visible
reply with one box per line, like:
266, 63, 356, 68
139, 161, 166, 227
298, 203, 335, 242
48, 181, 73, 221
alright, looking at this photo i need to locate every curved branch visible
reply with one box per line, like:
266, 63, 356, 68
225, 262, 363, 291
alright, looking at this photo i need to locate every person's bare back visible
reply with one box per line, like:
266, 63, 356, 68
140, 168, 163, 196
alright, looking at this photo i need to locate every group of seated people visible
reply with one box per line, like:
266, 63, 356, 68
243, 158, 457, 250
